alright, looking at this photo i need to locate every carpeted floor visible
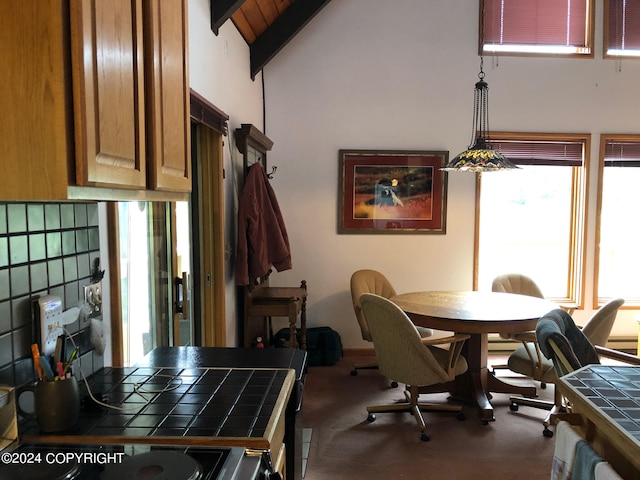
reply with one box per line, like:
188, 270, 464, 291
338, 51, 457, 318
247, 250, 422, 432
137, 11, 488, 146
299, 352, 556, 480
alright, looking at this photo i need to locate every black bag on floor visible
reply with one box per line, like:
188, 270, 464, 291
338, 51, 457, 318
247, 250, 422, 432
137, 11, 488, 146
274, 326, 343, 366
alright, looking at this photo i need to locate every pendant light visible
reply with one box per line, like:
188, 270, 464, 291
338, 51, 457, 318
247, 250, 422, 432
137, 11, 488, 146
442, 3, 518, 172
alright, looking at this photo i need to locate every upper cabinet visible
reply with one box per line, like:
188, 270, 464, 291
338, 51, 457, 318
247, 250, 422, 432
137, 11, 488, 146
143, 0, 191, 192
71, 0, 147, 189
0, 0, 190, 201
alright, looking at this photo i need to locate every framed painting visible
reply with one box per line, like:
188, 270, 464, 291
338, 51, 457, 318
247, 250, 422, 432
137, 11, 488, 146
338, 150, 448, 234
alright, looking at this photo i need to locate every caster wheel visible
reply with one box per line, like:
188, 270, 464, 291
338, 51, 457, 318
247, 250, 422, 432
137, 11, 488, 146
456, 412, 466, 421
543, 427, 554, 438
420, 432, 431, 442
510, 402, 519, 411
482, 420, 489, 426
351, 370, 358, 376
390, 381, 398, 388
367, 413, 376, 422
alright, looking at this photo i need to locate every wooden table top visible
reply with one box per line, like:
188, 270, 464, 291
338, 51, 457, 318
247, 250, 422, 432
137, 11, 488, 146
391, 290, 559, 335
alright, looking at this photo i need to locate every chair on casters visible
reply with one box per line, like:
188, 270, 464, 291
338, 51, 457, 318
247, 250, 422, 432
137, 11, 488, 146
509, 298, 624, 437
360, 293, 469, 442
536, 308, 640, 427
491, 273, 574, 388
492, 273, 546, 299
490, 273, 546, 375
350, 269, 433, 386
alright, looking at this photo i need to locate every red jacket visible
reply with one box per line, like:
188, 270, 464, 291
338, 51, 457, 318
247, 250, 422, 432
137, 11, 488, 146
235, 164, 292, 285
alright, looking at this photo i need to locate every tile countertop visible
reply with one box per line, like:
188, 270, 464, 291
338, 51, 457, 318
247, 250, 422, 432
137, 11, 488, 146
556, 364, 640, 477
22, 366, 295, 450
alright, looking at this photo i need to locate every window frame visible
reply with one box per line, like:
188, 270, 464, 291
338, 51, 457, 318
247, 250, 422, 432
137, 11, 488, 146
480, 0, 595, 59
473, 132, 590, 310
594, 134, 640, 309
604, 0, 640, 59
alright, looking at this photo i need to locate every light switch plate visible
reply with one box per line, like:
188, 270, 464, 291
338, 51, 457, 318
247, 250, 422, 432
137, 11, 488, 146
37, 295, 63, 356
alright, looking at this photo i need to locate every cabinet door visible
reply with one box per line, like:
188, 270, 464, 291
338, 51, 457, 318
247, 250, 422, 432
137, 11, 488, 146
0, 0, 73, 200
70, 0, 147, 189
145, 0, 191, 192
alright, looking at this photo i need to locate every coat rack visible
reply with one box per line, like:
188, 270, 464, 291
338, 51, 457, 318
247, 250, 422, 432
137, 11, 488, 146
235, 124, 274, 177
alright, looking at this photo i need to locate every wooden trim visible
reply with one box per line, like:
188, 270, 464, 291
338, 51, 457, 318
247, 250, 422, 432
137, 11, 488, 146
107, 202, 124, 367
194, 124, 227, 346
343, 347, 376, 357
473, 132, 590, 308
571, 133, 590, 310
593, 134, 640, 309
235, 124, 274, 155
480, 0, 595, 59
66, 185, 188, 202
190, 89, 229, 135
489, 131, 591, 143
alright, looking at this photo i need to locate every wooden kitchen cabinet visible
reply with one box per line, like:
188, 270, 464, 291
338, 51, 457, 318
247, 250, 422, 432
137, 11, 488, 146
70, 0, 147, 190
143, 0, 191, 192
0, 0, 190, 201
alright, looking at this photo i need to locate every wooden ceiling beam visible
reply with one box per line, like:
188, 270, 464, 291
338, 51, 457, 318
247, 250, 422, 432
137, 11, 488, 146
249, 0, 332, 79
211, 0, 245, 35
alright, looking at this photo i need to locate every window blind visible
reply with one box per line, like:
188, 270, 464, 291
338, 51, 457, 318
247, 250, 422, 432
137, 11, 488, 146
483, 0, 590, 51
491, 139, 584, 166
606, 0, 640, 55
604, 139, 640, 167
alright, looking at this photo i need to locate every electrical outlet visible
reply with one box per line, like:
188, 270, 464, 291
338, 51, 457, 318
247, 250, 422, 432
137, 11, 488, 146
84, 281, 102, 318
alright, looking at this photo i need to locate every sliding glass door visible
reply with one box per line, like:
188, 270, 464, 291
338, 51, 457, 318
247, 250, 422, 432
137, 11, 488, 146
117, 201, 194, 366
108, 116, 227, 366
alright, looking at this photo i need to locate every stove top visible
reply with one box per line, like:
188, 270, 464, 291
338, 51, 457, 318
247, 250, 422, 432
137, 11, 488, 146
0, 442, 258, 480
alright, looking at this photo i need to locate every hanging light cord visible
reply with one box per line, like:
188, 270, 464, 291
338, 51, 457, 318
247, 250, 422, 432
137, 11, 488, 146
474, 1, 489, 147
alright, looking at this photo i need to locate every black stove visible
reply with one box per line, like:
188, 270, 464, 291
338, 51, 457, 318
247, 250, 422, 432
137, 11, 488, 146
0, 442, 261, 480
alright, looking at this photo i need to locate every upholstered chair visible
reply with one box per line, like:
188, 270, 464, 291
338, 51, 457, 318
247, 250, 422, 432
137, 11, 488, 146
360, 293, 469, 441
350, 269, 433, 379
512, 298, 624, 437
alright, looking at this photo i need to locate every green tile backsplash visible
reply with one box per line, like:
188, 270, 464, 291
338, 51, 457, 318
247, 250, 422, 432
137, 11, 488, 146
0, 202, 104, 388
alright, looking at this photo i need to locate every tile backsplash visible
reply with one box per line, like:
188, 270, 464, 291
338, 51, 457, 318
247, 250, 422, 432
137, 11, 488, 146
0, 202, 103, 388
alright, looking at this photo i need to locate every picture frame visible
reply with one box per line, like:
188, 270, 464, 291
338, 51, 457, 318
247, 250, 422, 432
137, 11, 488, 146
338, 149, 448, 234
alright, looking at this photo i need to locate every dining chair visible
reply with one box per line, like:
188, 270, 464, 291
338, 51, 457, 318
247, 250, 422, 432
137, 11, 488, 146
511, 299, 624, 437
490, 273, 576, 390
360, 293, 469, 441
350, 269, 433, 383
492, 273, 545, 299
490, 273, 546, 374
536, 308, 640, 378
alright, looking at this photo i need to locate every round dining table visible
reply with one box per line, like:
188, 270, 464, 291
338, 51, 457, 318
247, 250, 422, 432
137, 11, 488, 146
390, 290, 559, 424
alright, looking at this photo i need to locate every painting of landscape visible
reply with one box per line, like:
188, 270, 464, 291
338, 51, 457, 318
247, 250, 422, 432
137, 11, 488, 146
352, 165, 433, 221
339, 150, 448, 233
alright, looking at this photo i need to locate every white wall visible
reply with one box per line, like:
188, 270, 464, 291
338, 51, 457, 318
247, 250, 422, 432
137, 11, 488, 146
189, 0, 264, 345
261, 0, 640, 348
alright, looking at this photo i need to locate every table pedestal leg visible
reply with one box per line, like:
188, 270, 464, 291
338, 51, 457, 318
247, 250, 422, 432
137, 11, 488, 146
451, 333, 537, 424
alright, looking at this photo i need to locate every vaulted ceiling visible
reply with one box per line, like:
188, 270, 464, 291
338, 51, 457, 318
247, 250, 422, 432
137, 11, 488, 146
210, 0, 332, 79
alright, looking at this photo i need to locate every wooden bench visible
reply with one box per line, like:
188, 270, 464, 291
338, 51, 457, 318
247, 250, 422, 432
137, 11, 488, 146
244, 276, 307, 350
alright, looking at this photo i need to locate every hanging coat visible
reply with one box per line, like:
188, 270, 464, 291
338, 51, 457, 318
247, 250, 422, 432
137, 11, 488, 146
235, 163, 292, 286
